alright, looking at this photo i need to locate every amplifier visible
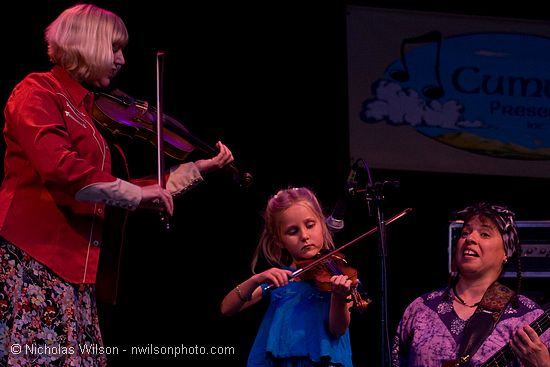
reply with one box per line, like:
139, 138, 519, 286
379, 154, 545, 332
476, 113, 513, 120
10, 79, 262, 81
448, 220, 550, 278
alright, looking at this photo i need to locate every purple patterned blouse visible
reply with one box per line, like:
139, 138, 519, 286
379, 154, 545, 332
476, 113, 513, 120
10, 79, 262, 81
392, 288, 550, 367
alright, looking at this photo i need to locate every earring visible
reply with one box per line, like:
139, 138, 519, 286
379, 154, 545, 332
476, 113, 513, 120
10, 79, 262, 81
503, 257, 508, 264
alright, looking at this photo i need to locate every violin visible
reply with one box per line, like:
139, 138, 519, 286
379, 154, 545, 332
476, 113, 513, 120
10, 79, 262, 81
92, 89, 252, 187
295, 251, 371, 313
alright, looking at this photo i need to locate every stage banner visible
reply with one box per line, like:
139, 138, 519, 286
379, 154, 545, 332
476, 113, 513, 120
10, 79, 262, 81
347, 6, 550, 177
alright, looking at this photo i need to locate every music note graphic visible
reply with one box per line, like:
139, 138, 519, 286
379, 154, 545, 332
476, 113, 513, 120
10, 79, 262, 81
390, 30, 444, 99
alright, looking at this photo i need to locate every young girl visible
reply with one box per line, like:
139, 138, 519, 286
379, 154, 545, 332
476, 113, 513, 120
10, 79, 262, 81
221, 187, 355, 367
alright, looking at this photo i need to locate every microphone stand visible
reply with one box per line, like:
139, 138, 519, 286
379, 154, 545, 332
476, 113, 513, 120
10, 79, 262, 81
345, 158, 401, 366
358, 180, 399, 367
372, 183, 390, 367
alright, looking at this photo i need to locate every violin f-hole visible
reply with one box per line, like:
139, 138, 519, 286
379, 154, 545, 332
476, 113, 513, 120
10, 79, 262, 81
389, 30, 444, 99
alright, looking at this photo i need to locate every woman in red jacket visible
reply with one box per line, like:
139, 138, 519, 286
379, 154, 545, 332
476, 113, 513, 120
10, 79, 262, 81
0, 4, 234, 366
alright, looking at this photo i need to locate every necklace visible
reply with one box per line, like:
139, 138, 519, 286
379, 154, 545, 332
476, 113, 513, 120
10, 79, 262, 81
452, 285, 481, 308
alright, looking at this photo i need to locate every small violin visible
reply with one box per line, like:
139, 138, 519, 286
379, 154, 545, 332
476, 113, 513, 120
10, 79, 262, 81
295, 252, 371, 313
92, 89, 252, 187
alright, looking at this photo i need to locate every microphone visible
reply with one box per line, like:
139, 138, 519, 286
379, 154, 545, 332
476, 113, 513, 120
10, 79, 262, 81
326, 162, 362, 232
346, 160, 360, 189
326, 198, 347, 232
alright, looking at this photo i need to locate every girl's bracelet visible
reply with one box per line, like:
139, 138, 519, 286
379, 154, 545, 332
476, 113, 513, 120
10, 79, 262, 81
235, 284, 252, 302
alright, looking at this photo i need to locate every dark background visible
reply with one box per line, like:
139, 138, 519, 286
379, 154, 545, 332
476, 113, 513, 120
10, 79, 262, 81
1, 1, 549, 366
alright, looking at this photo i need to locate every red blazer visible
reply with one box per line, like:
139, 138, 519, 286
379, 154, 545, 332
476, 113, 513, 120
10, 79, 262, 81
0, 66, 116, 284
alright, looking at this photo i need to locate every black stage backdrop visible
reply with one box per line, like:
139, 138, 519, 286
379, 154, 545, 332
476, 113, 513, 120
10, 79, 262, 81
1, 2, 549, 366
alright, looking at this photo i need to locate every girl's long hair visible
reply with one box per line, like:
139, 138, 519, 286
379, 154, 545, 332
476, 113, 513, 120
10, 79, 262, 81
251, 187, 334, 273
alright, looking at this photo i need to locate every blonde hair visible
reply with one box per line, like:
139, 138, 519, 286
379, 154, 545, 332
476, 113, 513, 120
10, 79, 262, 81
45, 4, 128, 82
251, 187, 335, 273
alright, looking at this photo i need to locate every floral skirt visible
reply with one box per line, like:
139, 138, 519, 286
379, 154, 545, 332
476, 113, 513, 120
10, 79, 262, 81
0, 237, 107, 367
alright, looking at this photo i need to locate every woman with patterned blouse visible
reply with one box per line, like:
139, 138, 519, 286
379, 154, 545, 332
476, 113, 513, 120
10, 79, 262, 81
392, 203, 550, 367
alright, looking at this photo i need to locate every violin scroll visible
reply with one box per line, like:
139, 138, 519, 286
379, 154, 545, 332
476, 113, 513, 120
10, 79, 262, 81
350, 289, 372, 313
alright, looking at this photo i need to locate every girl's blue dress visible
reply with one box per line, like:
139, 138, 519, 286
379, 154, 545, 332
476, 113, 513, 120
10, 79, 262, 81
247, 278, 353, 367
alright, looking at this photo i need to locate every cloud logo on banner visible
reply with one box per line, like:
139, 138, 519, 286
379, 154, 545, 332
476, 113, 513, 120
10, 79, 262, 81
360, 32, 550, 160
362, 79, 483, 129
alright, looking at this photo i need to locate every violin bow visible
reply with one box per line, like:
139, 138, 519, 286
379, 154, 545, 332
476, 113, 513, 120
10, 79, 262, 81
156, 51, 169, 229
